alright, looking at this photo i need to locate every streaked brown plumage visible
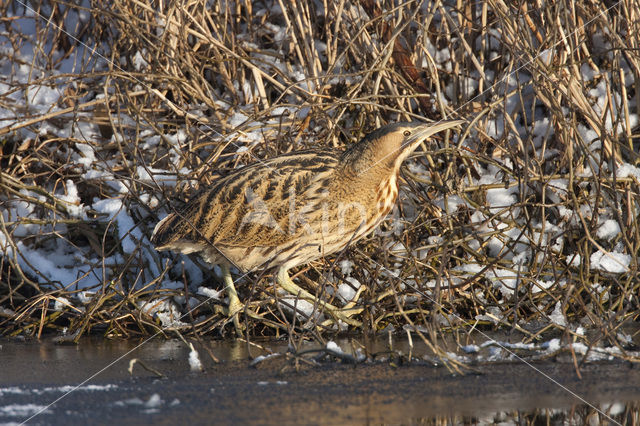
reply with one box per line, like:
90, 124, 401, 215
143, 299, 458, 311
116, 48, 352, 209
151, 120, 463, 329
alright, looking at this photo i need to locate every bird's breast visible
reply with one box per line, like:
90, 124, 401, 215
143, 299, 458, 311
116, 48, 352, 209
376, 173, 399, 216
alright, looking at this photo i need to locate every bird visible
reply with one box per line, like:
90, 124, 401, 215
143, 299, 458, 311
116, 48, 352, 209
151, 119, 464, 331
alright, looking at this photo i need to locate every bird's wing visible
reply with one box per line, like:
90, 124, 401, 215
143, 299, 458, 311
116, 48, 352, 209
152, 149, 340, 250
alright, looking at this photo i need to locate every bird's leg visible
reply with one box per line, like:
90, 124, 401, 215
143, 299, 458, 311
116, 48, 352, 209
220, 263, 244, 335
276, 268, 362, 327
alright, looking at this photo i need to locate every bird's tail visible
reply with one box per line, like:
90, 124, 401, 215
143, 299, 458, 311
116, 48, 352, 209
150, 213, 177, 248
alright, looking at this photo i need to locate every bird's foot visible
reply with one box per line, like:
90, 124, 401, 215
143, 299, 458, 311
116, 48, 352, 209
225, 298, 246, 336
324, 285, 368, 327
276, 268, 363, 327
324, 305, 363, 327
224, 300, 266, 336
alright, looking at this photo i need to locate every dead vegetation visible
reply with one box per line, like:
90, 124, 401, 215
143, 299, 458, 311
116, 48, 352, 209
0, 0, 639, 361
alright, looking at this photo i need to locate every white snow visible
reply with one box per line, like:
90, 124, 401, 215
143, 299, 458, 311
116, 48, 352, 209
615, 163, 640, 179
590, 250, 631, 273
326, 340, 344, 355
549, 301, 567, 327
131, 50, 148, 71
433, 195, 467, 213
461, 344, 479, 353
136, 167, 188, 187
461, 77, 478, 97
114, 397, 144, 406
542, 338, 561, 351
566, 254, 582, 268
57, 180, 84, 218
278, 295, 321, 321
250, 353, 280, 365
338, 259, 354, 275
74, 143, 97, 167
53, 297, 71, 312
485, 187, 518, 215
138, 299, 188, 328
13, 240, 101, 289
486, 268, 519, 298
92, 198, 142, 254
188, 345, 203, 372
196, 287, 223, 300
532, 279, 558, 294
604, 402, 626, 416
596, 219, 621, 240
337, 281, 357, 303
257, 380, 288, 385
580, 63, 596, 81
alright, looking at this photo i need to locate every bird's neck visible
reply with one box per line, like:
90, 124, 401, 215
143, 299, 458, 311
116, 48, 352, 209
342, 143, 395, 173
343, 157, 394, 182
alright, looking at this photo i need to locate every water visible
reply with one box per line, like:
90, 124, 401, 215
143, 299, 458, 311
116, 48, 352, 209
1, 336, 639, 425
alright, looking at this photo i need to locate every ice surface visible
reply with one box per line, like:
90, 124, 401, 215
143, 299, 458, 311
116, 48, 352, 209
144, 394, 163, 408
0, 404, 49, 417
39, 384, 117, 394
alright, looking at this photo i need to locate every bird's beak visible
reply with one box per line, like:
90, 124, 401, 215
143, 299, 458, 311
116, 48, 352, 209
406, 119, 465, 145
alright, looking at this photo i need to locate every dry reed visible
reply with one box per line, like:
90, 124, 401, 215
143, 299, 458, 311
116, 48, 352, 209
0, 0, 639, 362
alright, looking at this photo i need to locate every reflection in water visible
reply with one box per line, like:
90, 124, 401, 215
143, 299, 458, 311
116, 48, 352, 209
417, 402, 638, 425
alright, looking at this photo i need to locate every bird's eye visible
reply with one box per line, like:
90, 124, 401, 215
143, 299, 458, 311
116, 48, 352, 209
403, 130, 411, 137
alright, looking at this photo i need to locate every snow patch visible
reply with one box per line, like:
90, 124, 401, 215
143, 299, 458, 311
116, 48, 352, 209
549, 302, 567, 327
596, 219, 621, 240
590, 250, 631, 273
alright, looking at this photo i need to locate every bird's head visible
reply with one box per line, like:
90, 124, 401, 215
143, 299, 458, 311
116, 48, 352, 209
344, 120, 465, 173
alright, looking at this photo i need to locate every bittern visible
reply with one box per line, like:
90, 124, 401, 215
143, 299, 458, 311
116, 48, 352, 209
151, 120, 463, 330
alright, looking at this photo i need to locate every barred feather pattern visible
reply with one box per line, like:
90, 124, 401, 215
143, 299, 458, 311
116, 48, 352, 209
151, 121, 463, 273
152, 149, 392, 272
